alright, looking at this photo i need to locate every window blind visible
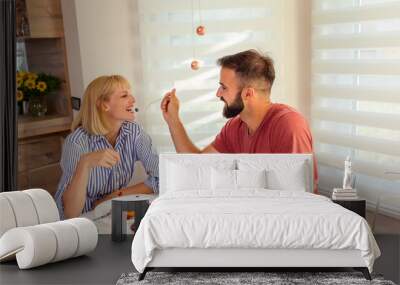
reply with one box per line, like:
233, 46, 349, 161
137, 0, 284, 153
311, 0, 400, 217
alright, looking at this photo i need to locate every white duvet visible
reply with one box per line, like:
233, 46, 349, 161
131, 190, 380, 273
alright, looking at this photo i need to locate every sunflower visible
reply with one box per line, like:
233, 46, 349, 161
17, 78, 23, 88
17, 71, 27, 79
27, 72, 38, 81
36, 81, 47, 92
25, 79, 36, 90
16, 91, 24, 102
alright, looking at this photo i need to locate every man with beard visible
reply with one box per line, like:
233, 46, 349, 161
161, 50, 318, 192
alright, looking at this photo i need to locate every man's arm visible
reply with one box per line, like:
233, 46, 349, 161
161, 89, 219, 154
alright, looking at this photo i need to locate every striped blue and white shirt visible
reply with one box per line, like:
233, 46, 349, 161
54, 121, 159, 219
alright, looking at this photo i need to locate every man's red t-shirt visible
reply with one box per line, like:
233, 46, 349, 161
211, 103, 318, 192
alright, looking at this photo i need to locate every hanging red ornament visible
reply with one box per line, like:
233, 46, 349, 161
191, 60, 200, 70
196, 25, 205, 36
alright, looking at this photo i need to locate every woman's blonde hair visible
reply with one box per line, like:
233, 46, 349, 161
71, 75, 131, 135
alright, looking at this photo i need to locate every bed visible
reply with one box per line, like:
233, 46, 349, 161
131, 154, 380, 280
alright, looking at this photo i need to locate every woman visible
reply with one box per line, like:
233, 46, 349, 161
55, 75, 158, 219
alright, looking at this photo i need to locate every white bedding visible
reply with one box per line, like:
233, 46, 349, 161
131, 190, 380, 273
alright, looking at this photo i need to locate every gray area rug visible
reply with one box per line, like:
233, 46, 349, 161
116, 271, 396, 285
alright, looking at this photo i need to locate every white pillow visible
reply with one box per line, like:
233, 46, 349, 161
211, 169, 268, 190
236, 169, 267, 189
211, 168, 236, 190
238, 159, 309, 192
165, 158, 236, 193
167, 162, 211, 191
266, 162, 308, 191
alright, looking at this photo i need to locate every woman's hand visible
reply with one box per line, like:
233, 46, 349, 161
81, 148, 120, 169
161, 88, 180, 125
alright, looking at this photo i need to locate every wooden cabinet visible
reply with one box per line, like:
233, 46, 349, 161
17, 133, 66, 196
25, 0, 64, 38
18, 134, 62, 172
16, 0, 72, 196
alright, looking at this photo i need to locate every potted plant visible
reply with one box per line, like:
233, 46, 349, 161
16, 71, 61, 116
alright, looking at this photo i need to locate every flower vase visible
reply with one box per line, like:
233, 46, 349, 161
28, 95, 47, 117
22, 101, 29, 115
17, 101, 22, 115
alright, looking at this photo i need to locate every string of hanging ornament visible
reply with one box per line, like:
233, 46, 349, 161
190, 0, 205, 71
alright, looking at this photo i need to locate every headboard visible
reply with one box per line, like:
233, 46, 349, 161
159, 153, 314, 195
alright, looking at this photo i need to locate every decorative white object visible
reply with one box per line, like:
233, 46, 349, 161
42, 221, 79, 262
0, 189, 59, 235
0, 189, 98, 269
331, 157, 359, 200
24, 189, 60, 223
0, 226, 57, 268
1, 191, 40, 227
343, 156, 353, 190
0, 196, 17, 237
64, 218, 98, 257
0, 218, 97, 269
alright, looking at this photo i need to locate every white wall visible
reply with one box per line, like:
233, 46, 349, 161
61, 0, 84, 118
282, 0, 311, 121
61, 0, 145, 121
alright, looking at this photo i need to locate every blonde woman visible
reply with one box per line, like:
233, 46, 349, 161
55, 75, 158, 219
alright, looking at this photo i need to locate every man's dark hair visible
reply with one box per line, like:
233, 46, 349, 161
217, 49, 275, 92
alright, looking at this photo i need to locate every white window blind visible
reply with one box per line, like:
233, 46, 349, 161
137, 0, 284, 153
311, 0, 400, 217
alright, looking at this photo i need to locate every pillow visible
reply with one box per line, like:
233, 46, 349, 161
167, 162, 211, 191
237, 159, 309, 192
211, 168, 236, 190
236, 169, 267, 189
266, 162, 308, 191
165, 158, 236, 193
211, 169, 268, 190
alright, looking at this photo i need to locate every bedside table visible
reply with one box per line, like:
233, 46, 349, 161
332, 199, 366, 218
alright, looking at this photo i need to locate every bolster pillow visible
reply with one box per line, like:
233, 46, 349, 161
0, 218, 98, 269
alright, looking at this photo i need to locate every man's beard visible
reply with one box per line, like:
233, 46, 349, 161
222, 91, 244, 118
